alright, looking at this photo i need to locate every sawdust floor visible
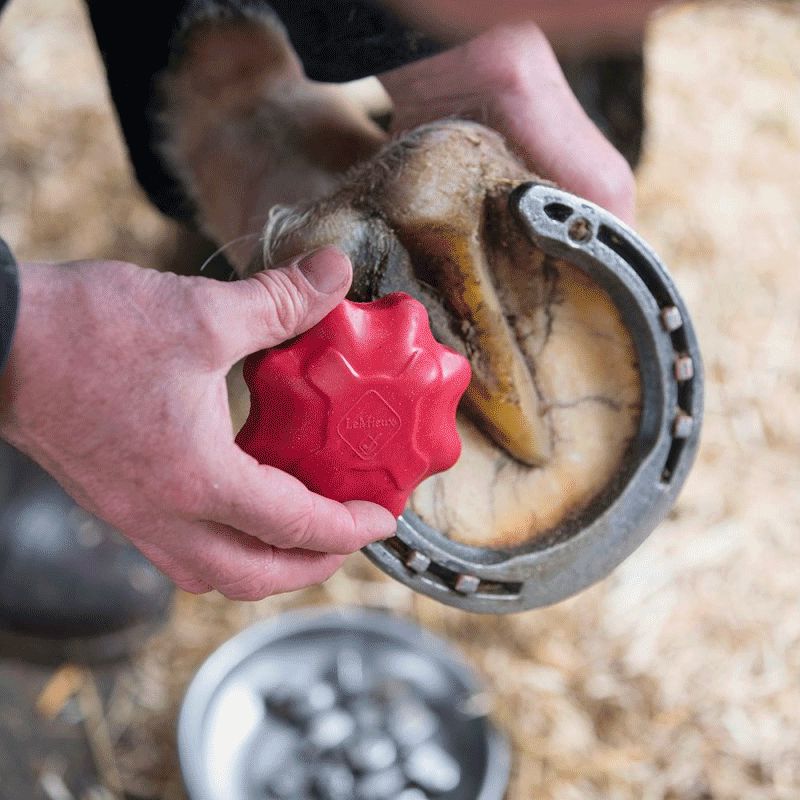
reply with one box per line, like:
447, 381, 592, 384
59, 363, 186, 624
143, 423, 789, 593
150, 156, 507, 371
1, 1, 799, 799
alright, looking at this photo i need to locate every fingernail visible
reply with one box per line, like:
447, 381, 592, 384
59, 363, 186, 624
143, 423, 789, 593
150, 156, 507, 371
298, 246, 350, 294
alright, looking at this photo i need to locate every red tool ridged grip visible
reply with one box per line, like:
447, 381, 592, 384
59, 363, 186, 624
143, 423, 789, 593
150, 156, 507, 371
235, 293, 471, 517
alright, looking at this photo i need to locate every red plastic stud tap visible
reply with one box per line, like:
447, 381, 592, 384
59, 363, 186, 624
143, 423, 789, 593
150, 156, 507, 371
235, 292, 471, 516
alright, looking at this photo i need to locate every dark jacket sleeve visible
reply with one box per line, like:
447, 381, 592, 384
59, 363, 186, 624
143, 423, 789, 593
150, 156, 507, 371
1, 4, 21, 372
242, 0, 444, 82
84, 0, 443, 224
0, 238, 19, 378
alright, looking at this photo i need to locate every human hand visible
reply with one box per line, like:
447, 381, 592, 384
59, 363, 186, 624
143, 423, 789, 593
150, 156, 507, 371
379, 23, 636, 223
0, 247, 397, 600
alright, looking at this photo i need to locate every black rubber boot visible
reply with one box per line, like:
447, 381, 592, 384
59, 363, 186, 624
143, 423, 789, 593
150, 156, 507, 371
0, 442, 174, 664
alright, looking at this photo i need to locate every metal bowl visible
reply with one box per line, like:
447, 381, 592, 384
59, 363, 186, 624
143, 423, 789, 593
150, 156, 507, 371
178, 607, 510, 800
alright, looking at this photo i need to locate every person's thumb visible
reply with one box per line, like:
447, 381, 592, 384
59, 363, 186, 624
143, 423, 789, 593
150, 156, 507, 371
211, 246, 352, 363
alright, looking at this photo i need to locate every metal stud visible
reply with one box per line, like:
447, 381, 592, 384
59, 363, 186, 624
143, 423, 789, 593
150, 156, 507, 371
567, 216, 593, 243
334, 648, 367, 696
455, 574, 480, 595
386, 698, 438, 749
313, 763, 356, 800
355, 766, 406, 800
287, 682, 337, 722
660, 305, 683, 332
307, 709, 357, 751
395, 791, 430, 800
348, 696, 384, 731
248, 728, 300, 786
404, 550, 431, 574
346, 733, 398, 773
674, 355, 694, 381
403, 743, 461, 794
268, 763, 310, 799
673, 411, 695, 439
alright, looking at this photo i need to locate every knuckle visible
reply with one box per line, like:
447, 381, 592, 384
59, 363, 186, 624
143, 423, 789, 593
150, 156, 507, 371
487, 51, 527, 97
252, 270, 308, 342
188, 287, 218, 337
331, 508, 360, 554
162, 477, 206, 519
276, 494, 317, 549
184, 283, 228, 363
479, 24, 547, 96
598, 153, 636, 213
215, 561, 277, 601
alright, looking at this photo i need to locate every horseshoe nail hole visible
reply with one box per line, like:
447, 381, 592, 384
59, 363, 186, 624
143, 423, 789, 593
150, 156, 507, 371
544, 201, 574, 222
568, 217, 593, 243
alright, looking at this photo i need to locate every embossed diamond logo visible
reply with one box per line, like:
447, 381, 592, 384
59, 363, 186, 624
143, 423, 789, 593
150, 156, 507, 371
337, 390, 402, 460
